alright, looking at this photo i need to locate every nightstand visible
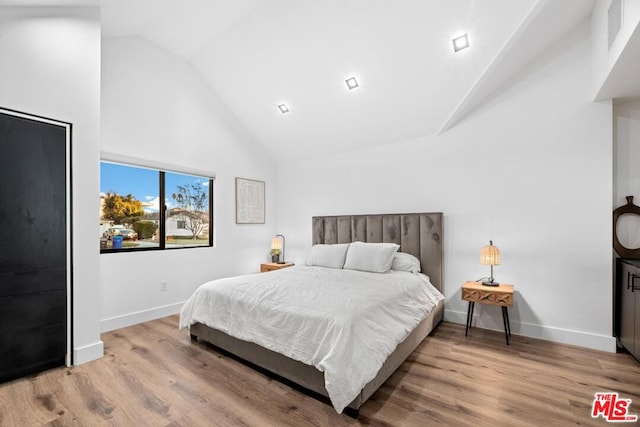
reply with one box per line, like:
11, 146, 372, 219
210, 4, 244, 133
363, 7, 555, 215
461, 281, 514, 345
260, 262, 294, 273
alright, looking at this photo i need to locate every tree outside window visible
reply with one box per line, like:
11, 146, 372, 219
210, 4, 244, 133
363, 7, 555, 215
171, 182, 208, 240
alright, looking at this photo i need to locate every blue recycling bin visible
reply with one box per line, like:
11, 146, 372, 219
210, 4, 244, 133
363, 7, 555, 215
112, 235, 123, 249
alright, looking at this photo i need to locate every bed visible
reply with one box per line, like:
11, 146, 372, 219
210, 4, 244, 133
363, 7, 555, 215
180, 213, 444, 414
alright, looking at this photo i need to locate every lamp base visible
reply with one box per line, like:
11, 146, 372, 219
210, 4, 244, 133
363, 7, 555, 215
481, 280, 499, 287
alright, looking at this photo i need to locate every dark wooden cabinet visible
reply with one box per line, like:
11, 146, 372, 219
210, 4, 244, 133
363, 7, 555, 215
616, 258, 640, 361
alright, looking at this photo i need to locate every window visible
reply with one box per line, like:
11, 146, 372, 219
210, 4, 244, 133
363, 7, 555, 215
100, 160, 213, 253
165, 171, 211, 248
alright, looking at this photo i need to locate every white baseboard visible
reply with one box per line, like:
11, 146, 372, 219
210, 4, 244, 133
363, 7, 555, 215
100, 301, 185, 333
444, 308, 617, 353
73, 340, 104, 365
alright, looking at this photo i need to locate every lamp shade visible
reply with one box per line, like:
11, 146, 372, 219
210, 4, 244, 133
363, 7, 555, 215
480, 240, 500, 266
271, 237, 283, 251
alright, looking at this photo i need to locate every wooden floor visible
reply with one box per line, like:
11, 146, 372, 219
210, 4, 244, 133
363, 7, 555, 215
1, 316, 639, 426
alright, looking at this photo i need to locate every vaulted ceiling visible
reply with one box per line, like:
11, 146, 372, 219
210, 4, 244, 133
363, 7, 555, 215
99, 1, 596, 158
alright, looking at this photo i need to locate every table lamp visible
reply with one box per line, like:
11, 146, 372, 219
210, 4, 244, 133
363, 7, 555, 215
271, 234, 285, 264
480, 240, 500, 286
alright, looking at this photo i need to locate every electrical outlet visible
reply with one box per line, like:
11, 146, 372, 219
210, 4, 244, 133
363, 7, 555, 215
160, 281, 167, 292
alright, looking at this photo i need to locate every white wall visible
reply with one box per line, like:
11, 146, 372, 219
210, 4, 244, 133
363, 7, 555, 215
100, 37, 278, 331
613, 100, 640, 247
0, 7, 103, 363
277, 26, 615, 351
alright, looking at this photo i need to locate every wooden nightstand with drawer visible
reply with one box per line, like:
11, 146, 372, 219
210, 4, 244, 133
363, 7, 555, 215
462, 281, 514, 345
260, 262, 294, 273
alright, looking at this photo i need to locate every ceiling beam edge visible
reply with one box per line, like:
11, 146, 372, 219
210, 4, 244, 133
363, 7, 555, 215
436, 0, 549, 135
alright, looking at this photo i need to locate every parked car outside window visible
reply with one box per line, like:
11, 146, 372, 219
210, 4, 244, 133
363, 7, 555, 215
102, 228, 121, 239
119, 229, 138, 241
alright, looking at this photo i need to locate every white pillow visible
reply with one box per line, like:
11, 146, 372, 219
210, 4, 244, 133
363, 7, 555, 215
343, 241, 400, 273
391, 252, 421, 273
305, 244, 350, 269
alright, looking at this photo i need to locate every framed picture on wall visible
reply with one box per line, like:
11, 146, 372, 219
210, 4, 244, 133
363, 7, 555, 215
235, 177, 265, 224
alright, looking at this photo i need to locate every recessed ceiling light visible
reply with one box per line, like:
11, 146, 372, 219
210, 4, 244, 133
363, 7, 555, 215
277, 104, 290, 114
452, 33, 469, 52
345, 77, 359, 90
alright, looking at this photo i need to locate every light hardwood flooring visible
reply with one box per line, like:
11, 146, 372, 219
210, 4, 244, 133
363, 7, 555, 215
1, 316, 639, 426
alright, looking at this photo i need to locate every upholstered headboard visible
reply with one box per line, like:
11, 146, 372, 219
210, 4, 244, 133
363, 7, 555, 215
312, 213, 443, 292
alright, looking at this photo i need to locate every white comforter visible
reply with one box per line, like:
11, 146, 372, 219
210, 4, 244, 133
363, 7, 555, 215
179, 265, 444, 413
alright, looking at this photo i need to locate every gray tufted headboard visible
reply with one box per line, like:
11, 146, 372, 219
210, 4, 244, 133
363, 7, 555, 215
312, 213, 443, 292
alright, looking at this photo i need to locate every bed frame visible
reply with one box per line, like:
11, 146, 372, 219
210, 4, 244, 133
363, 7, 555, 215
189, 212, 444, 413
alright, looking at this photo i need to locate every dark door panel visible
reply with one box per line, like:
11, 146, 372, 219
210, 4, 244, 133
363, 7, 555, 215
0, 290, 66, 334
619, 261, 636, 353
0, 109, 69, 381
0, 268, 66, 297
0, 325, 66, 383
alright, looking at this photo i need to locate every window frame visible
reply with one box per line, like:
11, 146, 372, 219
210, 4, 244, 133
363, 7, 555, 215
100, 154, 215, 254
